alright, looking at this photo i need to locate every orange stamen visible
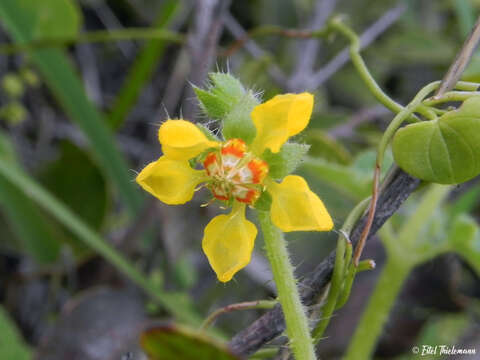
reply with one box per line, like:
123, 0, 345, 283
248, 159, 269, 184
212, 192, 230, 201
221, 139, 246, 158
203, 153, 218, 176
235, 189, 259, 204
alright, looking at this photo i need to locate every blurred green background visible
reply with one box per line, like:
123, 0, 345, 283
0, 0, 480, 359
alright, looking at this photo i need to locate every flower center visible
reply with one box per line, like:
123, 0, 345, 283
203, 138, 269, 205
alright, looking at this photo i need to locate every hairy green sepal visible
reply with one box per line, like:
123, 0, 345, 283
196, 123, 220, 142
194, 72, 259, 143
254, 190, 272, 211
263, 143, 310, 179
222, 93, 258, 143
194, 72, 247, 119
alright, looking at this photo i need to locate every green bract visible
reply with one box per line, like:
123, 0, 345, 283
194, 72, 310, 177
392, 96, 480, 184
222, 93, 258, 143
263, 143, 310, 179
194, 72, 259, 143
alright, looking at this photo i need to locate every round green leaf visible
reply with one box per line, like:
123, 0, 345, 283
38, 141, 109, 230
37, 141, 110, 257
141, 325, 241, 360
392, 96, 480, 184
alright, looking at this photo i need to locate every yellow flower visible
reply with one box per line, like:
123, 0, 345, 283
136, 93, 333, 282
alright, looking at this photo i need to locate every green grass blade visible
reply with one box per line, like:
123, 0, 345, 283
108, 0, 182, 129
0, 156, 201, 326
0, 176, 62, 263
0, 306, 32, 360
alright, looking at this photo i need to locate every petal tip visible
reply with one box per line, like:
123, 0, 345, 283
202, 207, 257, 283
269, 175, 333, 233
135, 157, 202, 205
217, 272, 234, 283
157, 119, 218, 160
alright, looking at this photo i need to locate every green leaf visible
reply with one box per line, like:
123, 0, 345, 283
13, 0, 81, 41
141, 325, 240, 360
0, 306, 31, 360
38, 141, 109, 230
31, 0, 81, 39
392, 96, 480, 184
0, 131, 61, 263
0, 0, 142, 214
263, 143, 310, 179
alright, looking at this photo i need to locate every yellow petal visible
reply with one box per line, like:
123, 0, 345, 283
251, 93, 313, 154
158, 119, 219, 160
268, 175, 333, 232
202, 203, 257, 282
136, 156, 205, 205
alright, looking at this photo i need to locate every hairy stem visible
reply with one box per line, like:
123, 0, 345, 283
258, 211, 316, 360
